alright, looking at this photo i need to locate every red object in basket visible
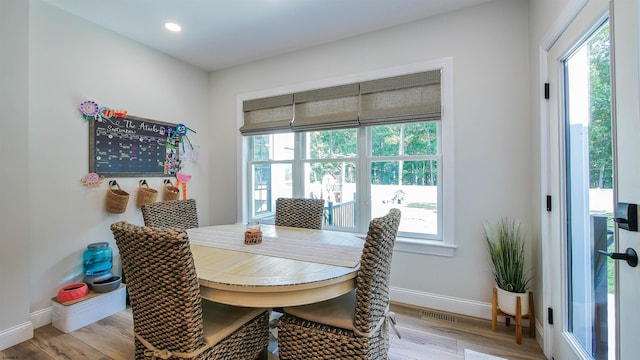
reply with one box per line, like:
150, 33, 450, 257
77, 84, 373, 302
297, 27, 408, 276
57, 283, 89, 303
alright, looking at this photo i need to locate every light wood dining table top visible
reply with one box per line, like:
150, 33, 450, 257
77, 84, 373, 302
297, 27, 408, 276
188, 224, 365, 308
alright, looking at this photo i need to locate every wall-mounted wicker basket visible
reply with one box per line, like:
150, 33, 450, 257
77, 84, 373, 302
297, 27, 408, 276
106, 181, 129, 214
163, 179, 180, 201
136, 180, 158, 207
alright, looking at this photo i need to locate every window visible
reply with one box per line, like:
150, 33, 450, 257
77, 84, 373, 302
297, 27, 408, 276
240, 59, 454, 256
304, 129, 358, 229
369, 121, 441, 238
247, 122, 441, 239
248, 133, 294, 217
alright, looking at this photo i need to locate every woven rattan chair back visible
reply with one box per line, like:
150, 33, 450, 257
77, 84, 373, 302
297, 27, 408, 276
110, 221, 206, 358
274, 198, 325, 229
354, 208, 401, 335
277, 208, 401, 359
141, 199, 199, 230
111, 221, 269, 360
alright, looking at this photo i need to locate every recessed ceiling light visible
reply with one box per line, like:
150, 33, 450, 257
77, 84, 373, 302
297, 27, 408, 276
164, 22, 182, 32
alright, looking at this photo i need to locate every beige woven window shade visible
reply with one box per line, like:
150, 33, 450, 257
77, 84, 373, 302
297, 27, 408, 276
240, 94, 293, 135
240, 70, 441, 135
291, 83, 360, 132
359, 70, 441, 126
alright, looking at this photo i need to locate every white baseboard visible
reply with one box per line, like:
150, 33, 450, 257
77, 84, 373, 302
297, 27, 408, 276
535, 320, 545, 349
390, 286, 492, 320
0, 306, 52, 351
31, 306, 52, 329
390, 286, 546, 347
5, 290, 546, 352
0, 321, 33, 352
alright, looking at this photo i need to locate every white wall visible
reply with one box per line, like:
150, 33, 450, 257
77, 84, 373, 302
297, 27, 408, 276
0, 0, 32, 350
24, 0, 210, 319
208, 0, 531, 314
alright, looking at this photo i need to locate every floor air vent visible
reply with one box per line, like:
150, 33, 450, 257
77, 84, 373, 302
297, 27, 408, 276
421, 310, 457, 323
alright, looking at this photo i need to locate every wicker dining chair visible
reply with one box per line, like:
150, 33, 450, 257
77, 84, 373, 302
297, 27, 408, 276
141, 199, 199, 230
274, 197, 325, 229
277, 208, 402, 359
110, 221, 269, 360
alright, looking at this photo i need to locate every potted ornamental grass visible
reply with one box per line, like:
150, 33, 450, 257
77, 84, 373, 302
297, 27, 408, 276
484, 217, 532, 315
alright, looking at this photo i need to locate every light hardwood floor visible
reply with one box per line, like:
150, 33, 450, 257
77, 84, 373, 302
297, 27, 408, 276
1, 303, 546, 360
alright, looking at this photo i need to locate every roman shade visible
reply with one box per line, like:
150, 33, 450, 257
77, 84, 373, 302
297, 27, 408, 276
239, 94, 293, 135
291, 83, 360, 132
359, 70, 441, 126
239, 70, 441, 135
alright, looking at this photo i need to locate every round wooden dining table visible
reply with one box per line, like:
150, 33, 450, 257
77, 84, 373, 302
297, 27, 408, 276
188, 224, 364, 308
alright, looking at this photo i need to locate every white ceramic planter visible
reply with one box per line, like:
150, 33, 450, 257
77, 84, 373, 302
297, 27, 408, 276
496, 286, 529, 316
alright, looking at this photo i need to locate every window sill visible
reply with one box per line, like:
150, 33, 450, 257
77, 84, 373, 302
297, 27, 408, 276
393, 237, 457, 257
354, 233, 456, 257
353, 233, 456, 257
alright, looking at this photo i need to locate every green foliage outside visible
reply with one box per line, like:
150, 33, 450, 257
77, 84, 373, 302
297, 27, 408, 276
589, 24, 614, 294
589, 23, 612, 189
593, 211, 615, 294
308, 129, 357, 182
608, 239, 615, 294
305, 122, 439, 187
370, 122, 438, 186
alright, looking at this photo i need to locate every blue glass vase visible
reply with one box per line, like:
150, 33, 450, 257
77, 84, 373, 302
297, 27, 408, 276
83, 242, 113, 276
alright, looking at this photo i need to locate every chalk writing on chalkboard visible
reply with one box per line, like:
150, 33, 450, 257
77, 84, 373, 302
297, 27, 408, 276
89, 115, 181, 177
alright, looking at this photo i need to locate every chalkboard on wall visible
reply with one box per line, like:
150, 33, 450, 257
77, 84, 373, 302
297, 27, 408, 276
89, 115, 181, 177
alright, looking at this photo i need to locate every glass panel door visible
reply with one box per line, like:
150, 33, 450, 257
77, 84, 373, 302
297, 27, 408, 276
564, 20, 613, 360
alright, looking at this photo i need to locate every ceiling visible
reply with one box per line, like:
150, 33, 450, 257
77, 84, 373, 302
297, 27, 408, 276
41, 0, 491, 72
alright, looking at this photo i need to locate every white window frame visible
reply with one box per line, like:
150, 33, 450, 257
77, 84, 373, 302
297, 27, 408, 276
364, 122, 442, 240
237, 58, 455, 257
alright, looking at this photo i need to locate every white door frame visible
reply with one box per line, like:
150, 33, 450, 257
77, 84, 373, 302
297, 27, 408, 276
539, 0, 602, 358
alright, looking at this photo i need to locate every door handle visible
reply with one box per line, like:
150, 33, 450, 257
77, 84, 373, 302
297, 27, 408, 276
597, 248, 638, 267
